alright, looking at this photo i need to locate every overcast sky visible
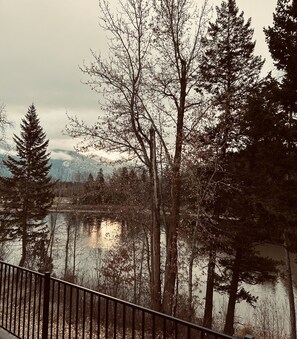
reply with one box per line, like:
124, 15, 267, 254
0, 0, 278, 153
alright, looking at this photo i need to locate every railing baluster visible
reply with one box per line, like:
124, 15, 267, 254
22, 270, 28, 338
152, 313, 155, 339
82, 290, 86, 339
69, 285, 73, 339
62, 282, 66, 338
9, 266, 15, 332
113, 300, 117, 339
75, 287, 79, 339
17, 269, 23, 337
2, 263, 6, 329
105, 298, 109, 339
32, 274, 37, 339
13, 267, 18, 334
0, 263, 3, 328
90, 293, 93, 338
5, 266, 10, 327
7, 265, 11, 331
2, 264, 7, 327
37, 274, 42, 337
50, 279, 55, 339
187, 325, 191, 339
132, 306, 135, 339
97, 295, 101, 339
27, 272, 32, 338
5, 265, 11, 330
56, 281, 61, 339
141, 309, 145, 339
42, 272, 50, 339
122, 304, 126, 339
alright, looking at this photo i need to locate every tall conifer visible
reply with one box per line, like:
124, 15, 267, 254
198, 1, 269, 334
200, 0, 263, 155
0, 104, 54, 269
265, 0, 297, 150
265, 2, 297, 338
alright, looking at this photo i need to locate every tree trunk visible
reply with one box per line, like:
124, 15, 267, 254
203, 249, 216, 329
224, 249, 242, 336
132, 238, 137, 303
188, 249, 195, 322
64, 222, 70, 279
284, 229, 297, 339
162, 168, 180, 309
19, 237, 27, 267
138, 240, 145, 303
150, 128, 162, 311
48, 213, 57, 262
162, 167, 179, 314
72, 221, 78, 280
19, 221, 27, 267
162, 59, 186, 315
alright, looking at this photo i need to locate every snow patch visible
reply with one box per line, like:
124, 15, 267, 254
50, 151, 74, 161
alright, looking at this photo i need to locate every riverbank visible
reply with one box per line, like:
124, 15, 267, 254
49, 198, 151, 215
49, 203, 117, 214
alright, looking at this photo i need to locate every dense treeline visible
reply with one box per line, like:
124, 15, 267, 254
55, 167, 150, 206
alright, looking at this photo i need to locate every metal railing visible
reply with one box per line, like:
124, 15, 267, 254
0, 261, 236, 339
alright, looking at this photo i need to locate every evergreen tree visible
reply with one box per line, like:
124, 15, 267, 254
265, 0, 297, 96
95, 168, 105, 204
264, 0, 297, 158
265, 2, 297, 338
198, 1, 274, 334
96, 168, 105, 186
0, 105, 55, 269
200, 0, 264, 156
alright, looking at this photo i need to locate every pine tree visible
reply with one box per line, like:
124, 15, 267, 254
198, 1, 268, 334
265, 2, 297, 338
265, 0, 297, 87
0, 104, 55, 269
264, 0, 297, 155
96, 168, 104, 186
200, 0, 264, 156
94, 168, 105, 204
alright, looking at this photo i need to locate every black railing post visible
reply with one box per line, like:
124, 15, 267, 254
42, 272, 51, 339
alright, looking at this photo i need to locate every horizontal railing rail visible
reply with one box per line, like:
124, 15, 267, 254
0, 261, 237, 339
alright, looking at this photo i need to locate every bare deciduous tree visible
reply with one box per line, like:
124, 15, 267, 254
66, 0, 210, 314
0, 104, 11, 144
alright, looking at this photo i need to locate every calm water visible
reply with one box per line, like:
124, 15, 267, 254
3, 211, 296, 332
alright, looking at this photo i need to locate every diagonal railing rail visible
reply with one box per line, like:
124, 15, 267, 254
0, 261, 238, 339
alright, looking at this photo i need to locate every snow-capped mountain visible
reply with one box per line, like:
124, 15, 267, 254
49, 149, 114, 181
0, 148, 115, 181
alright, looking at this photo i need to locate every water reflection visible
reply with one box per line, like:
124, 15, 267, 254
89, 220, 121, 249
4, 211, 297, 334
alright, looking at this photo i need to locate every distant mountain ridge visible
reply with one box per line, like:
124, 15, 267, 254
0, 148, 115, 181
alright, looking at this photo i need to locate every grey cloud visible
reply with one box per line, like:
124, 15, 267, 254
0, 0, 104, 111
0, 0, 278, 152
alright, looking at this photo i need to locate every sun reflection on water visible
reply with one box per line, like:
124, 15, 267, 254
89, 219, 121, 249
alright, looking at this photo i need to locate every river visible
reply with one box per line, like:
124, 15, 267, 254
2, 211, 295, 336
